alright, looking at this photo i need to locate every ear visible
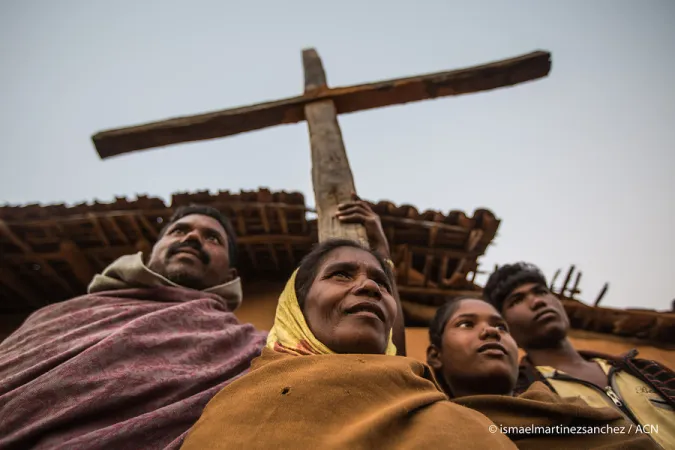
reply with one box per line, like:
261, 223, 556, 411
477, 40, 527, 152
426, 344, 443, 370
227, 268, 238, 282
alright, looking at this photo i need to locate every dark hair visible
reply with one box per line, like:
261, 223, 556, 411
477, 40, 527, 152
294, 238, 394, 307
483, 262, 547, 312
428, 295, 484, 348
159, 204, 238, 267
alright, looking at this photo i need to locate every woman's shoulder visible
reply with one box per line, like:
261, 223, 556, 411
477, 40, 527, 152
253, 347, 432, 376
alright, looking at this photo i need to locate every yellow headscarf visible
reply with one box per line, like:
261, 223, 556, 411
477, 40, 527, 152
266, 269, 397, 356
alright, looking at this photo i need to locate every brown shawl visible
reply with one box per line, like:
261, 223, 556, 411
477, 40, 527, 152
454, 382, 659, 449
181, 348, 516, 450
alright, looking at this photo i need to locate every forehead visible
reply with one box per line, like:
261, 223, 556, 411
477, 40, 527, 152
510, 282, 541, 296
167, 214, 225, 234
452, 299, 501, 319
320, 246, 381, 269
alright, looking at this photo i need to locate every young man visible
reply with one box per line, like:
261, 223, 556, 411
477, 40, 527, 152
483, 262, 675, 449
425, 296, 659, 449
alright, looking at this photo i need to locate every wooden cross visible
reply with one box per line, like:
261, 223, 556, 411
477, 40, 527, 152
92, 49, 551, 244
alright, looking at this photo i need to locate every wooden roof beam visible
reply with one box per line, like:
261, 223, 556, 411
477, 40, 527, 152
594, 283, 610, 307
445, 228, 484, 286
0, 219, 31, 253
275, 207, 295, 265
105, 215, 130, 244
398, 286, 482, 298
259, 206, 271, 233
2, 235, 313, 265
404, 245, 480, 260
138, 215, 159, 240
268, 244, 280, 270
237, 235, 312, 245
0, 267, 45, 309
380, 216, 473, 234
1, 203, 308, 228
569, 271, 583, 298
0, 219, 75, 296
420, 255, 433, 287
245, 245, 258, 269
550, 268, 561, 290
232, 206, 247, 236
87, 213, 110, 247
59, 240, 96, 287
437, 256, 450, 285
126, 215, 145, 241
92, 51, 551, 158
559, 265, 575, 297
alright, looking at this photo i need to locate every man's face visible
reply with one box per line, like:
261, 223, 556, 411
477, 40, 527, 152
501, 282, 569, 349
146, 214, 234, 290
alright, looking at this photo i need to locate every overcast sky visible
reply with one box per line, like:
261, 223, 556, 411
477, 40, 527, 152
1, 0, 673, 310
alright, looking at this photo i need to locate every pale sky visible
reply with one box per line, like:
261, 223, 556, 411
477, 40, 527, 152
1, 0, 673, 311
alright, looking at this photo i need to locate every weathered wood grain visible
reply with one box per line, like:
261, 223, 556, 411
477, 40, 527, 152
303, 49, 368, 244
93, 50, 551, 158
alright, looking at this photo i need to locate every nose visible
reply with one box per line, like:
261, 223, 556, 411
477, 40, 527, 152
353, 276, 382, 299
180, 229, 202, 244
480, 325, 502, 341
529, 293, 547, 311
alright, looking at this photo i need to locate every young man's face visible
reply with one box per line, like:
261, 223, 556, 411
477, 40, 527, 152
501, 282, 569, 349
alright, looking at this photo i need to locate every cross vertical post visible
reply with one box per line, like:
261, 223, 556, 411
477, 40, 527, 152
303, 49, 368, 245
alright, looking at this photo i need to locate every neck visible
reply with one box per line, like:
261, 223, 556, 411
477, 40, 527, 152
446, 376, 513, 398
525, 338, 586, 368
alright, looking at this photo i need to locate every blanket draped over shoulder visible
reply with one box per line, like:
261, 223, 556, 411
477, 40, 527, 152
182, 271, 659, 450
181, 348, 516, 450
454, 381, 659, 449
181, 271, 514, 449
0, 252, 267, 450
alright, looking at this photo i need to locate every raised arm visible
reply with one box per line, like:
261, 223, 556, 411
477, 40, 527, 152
337, 194, 407, 356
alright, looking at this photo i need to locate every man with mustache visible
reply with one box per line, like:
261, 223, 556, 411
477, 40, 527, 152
0, 204, 266, 450
483, 262, 675, 449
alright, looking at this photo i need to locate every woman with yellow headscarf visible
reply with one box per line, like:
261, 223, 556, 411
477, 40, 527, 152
181, 238, 515, 450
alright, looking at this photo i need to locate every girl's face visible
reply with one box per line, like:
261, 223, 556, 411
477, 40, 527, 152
428, 299, 519, 395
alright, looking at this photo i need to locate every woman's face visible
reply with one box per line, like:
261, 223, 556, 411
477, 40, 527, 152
428, 299, 519, 395
302, 246, 397, 355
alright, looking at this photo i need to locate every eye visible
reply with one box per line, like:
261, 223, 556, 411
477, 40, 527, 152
507, 296, 523, 308
496, 323, 509, 332
206, 235, 221, 244
457, 321, 474, 329
373, 277, 392, 292
331, 271, 351, 280
170, 228, 185, 236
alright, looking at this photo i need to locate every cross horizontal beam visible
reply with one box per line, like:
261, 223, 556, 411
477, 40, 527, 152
93, 50, 551, 159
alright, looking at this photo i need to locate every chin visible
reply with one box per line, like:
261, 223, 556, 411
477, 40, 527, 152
535, 323, 567, 345
165, 268, 207, 290
486, 365, 516, 381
